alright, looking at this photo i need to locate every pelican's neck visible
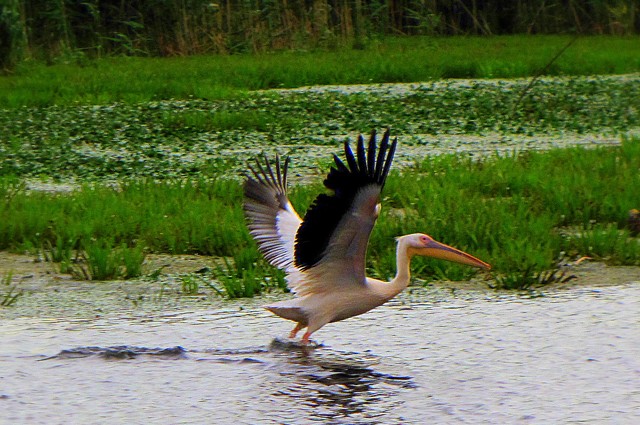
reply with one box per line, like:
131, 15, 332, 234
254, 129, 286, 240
379, 239, 413, 299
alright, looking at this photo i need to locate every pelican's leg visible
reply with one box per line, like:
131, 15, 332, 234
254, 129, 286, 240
301, 320, 326, 344
289, 322, 304, 339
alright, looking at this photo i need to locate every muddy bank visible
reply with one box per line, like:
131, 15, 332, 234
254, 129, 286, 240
1, 250, 637, 321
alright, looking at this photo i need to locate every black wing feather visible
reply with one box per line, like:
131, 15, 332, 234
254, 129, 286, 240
344, 142, 358, 173
294, 129, 397, 270
374, 131, 389, 182
333, 154, 349, 174
380, 135, 397, 187
367, 130, 377, 176
356, 134, 367, 175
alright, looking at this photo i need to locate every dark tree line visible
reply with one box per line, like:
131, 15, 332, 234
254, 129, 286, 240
1, 0, 639, 68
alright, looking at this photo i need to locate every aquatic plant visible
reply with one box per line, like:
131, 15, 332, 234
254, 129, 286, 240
1, 75, 638, 183
70, 240, 146, 281
565, 225, 640, 266
179, 274, 201, 295
0, 137, 638, 292
1, 272, 22, 307
491, 266, 576, 291
41, 237, 75, 274
211, 248, 286, 299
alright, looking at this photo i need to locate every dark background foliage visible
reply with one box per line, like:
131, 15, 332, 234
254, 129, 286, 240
1, 0, 639, 68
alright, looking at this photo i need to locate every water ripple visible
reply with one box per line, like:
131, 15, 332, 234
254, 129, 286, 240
2, 284, 639, 423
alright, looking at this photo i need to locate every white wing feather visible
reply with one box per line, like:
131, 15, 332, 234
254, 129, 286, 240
243, 157, 302, 271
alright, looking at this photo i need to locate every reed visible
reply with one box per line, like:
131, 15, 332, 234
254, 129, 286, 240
6, 0, 639, 66
211, 248, 286, 299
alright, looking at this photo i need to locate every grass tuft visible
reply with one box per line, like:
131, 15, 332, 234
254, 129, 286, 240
179, 274, 202, 296
211, 248, 286, 299
1, 272, 22, 307
491, 266, 576, 291
68, 240, 146, 281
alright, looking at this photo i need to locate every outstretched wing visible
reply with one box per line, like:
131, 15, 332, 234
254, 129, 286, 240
243, 154, 301, 271
290, 129, 397, 295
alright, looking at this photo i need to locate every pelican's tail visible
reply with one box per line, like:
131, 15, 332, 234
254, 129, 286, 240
264, 300, 309, 325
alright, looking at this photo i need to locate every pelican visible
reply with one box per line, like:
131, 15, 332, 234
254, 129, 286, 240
244, 129, 490, 343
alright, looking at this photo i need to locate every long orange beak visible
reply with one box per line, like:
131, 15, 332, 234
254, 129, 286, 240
414, 239, 491, 270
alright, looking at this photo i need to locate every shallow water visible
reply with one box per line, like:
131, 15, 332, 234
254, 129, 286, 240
2, 281, 639, 424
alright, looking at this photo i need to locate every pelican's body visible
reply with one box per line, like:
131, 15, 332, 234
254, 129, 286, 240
244, 130, 490, 343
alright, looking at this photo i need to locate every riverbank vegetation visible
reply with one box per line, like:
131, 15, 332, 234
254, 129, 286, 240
0, 137, 638, 295
1, 29, 639, 297
2, 35, 640, 108
1, 272, 22, 306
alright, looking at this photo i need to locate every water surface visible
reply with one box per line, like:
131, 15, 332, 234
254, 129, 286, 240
2, 278, 639, 424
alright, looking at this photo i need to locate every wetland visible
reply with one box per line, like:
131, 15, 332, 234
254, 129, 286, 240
1, 259, 638, 424
1, 55, 639, 422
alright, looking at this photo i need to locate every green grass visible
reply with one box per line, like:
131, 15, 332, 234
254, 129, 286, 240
77, 240, 146, 280
1, 35, 639, 108
0, 138, 638, 293
1, 272, 22, 307
0, 178, 249, 256
490, 267, 576, 291
212, 250, 286, 299
1, 35, 639, 295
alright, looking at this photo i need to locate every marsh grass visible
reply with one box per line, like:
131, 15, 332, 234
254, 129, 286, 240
2, 36, 639, 108
70, 240, 146, 281
0, 178, 249, 256
567, 225, 640, 265
179, 274, 201, 295
493, 268, 539, 291
491, 266, 577, 291
40, 237, 75, 273
0, 138, 638, 292
1, 272, 22, 307
211, 248, 286, 298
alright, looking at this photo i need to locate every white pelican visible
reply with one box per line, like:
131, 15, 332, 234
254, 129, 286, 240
244, 129, 490, 343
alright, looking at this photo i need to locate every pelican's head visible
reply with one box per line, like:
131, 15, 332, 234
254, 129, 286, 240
400, 233, 491, 270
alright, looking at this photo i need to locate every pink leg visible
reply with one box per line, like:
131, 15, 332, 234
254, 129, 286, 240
301, 331, 312, 344
289, 323, 304, 339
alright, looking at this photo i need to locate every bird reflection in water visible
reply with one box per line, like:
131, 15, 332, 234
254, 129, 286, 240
269, 337, 414, 423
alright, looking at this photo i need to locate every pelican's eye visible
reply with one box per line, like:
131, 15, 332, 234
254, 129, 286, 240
420, 235, 430, 244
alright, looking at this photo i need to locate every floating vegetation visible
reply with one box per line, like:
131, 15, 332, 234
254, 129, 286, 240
1, 75, 639, 181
